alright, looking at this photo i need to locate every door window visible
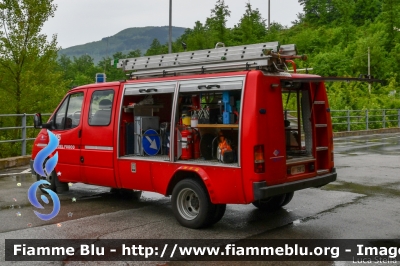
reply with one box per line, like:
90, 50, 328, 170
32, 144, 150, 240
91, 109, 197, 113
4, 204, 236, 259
88, 90, 114, 126
54, 92, 84, 130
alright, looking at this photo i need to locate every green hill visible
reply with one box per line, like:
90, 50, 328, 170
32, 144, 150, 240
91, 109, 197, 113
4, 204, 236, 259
59, 26, 187, 63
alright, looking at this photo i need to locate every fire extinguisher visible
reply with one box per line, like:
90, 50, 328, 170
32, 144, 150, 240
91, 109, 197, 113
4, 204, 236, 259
192, 128, 201, 159
180, 128, 192, 160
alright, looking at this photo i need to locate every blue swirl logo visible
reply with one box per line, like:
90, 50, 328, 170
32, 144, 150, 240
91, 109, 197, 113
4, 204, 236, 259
28, 180, 60, 220
29, 130, 61, 220
33, 130, 59, 177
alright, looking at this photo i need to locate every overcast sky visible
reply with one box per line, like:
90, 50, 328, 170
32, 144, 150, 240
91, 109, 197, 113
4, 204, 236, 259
41, 0, 304, 49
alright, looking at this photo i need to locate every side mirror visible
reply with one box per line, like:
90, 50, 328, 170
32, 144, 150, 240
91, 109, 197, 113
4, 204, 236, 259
33, 113, 43, 129
34, 113, 53, 129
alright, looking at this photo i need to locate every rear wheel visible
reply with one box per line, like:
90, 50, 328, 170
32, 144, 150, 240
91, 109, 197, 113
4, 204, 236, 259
172, 178, 214, 229
281, 192, 294, 207
252, 194, 286, 211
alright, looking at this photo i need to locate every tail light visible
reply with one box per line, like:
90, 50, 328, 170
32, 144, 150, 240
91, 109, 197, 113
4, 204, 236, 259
254, 145, 265, 173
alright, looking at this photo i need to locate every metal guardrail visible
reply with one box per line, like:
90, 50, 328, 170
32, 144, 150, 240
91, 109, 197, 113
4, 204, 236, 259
285, 109, 400, 133
0, 113, 51, 156
1, 109, 400, 157
330, 109, 400, 131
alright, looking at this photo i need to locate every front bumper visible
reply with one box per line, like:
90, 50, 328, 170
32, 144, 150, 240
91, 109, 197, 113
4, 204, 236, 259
253, 168, 337, 200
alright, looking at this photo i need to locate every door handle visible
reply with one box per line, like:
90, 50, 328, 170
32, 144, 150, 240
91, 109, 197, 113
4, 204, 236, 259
80, 156, 84, 163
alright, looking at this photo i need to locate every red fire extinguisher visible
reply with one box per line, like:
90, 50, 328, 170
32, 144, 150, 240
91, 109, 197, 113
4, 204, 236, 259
180, 128, 192, 160
192, 128, 201, 159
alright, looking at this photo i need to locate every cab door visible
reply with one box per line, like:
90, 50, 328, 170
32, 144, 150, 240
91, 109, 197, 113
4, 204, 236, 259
81, 88, 117, 187
52, 90, 86, 183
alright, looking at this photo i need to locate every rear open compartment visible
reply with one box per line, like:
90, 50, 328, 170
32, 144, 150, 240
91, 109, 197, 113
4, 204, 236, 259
118, 77, 243, 167
282, 83, 315, 176
174, 77, 242, 167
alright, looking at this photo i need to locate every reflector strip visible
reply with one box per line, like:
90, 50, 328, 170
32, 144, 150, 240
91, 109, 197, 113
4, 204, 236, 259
84, 146, 113, 151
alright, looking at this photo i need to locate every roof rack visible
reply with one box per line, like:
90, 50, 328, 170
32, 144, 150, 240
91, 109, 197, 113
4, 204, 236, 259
112, 42, 307, 78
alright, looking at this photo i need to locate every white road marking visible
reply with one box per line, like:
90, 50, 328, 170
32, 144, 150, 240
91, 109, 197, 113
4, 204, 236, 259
0, 168, 31, 176
0, 173, 19, 176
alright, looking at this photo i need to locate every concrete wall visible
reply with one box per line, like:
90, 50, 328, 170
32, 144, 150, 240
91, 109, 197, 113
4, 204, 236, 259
0, 155, 31, 170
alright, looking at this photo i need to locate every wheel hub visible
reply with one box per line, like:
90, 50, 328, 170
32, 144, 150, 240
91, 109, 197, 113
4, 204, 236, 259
177, 188, 200, 220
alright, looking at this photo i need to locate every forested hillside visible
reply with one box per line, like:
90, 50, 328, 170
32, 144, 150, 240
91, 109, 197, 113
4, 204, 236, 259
59, 26, 186, 63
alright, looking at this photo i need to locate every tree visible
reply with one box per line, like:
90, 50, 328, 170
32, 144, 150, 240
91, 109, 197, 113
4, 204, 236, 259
352, 0, 381, 26
57, 54, 74, 86
0, 0, 68, 157
205, 0, 231, 45
56, 54, 100, 88
379, 0, 400, 48
183, 21, 211, 50
145, 38, 168, 56
298, 0, 341, 25
97, 50, 141, 82
0, 0, 67, 113
232, 3, 267, 44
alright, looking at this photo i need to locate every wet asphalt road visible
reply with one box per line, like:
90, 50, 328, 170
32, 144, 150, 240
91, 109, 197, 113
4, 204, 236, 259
0, 133, 399, 266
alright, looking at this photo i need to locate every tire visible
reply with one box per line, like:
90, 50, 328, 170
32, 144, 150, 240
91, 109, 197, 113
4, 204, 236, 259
36, 172, 56, 193
252, 194, 286, 211
37, 171, 69, 194
281, 192, 294, 207
171, 178, 214, 229
207, 204, 226, 226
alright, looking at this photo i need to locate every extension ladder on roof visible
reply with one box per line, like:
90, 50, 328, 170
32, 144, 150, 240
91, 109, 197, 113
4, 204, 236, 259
112, 42, 305, 78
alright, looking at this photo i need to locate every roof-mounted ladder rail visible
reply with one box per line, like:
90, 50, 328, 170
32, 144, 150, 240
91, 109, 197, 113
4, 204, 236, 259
112, 42, 307, 78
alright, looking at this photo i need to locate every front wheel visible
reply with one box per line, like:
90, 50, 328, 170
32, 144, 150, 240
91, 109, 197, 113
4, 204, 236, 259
171, 178, 214, 229
36, 171, 69, 194
36, 172, 56, 193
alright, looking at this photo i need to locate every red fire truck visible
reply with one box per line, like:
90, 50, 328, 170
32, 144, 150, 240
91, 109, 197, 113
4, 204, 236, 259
31, 42, 337, 228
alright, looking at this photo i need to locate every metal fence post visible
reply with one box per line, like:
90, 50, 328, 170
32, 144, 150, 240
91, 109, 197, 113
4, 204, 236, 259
382, 110, 386, 129
347, 110, 350, 131
21, 113, 26, 156
398, 109, 400, 128
366, 109, 369, 130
